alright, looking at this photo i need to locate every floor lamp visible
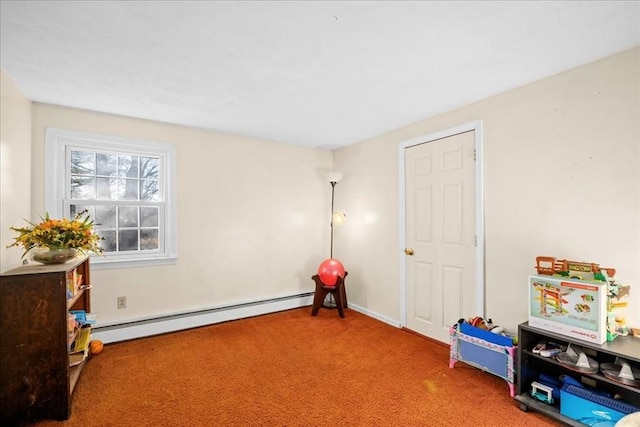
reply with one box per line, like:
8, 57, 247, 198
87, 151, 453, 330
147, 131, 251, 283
324, 172, 344, 308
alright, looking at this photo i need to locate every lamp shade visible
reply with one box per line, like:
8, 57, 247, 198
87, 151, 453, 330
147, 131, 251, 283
332, 212, 346, 225
326, 172, 343, 184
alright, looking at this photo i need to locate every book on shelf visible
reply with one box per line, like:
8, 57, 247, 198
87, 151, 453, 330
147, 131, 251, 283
69, 310, 97, 326
69, 326, 91, 366
66, 269, 83, 298
70, 326, 91, 354
69, 349, 88, 367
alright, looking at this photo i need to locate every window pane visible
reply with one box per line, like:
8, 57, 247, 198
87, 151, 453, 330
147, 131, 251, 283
119, 230, 138, 251
95, 205, 117, 229
140, 180, 159, 201
119, 155, 139, 178
96, 177, 117, 200
118, 206, 138, 227
70, 205, 94, 220
96, 153, 118, 176
118, 178, 139, 200
97, 230, 117, 252
70, 176, 95, 199
140, 207, 158, 227
71, 151, 95, 175
140, 229, 158, 250
141, 157, 159, 180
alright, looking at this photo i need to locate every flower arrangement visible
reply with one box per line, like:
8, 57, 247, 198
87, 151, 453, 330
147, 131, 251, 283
7, 210, 104, 258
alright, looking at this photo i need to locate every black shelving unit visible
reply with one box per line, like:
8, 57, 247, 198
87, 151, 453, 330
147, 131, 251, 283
516, 322, 640, 425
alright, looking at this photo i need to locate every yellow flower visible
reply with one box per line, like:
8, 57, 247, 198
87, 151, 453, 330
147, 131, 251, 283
7, 210, 104, 258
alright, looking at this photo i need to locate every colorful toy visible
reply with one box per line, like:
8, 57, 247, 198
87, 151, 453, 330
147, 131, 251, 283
529, 275, 610, 344
607, 281, 632, 338
463, 317, 517, 344
535, 256, 615, 282
531, 381, 555, 404
531, 281, 571, 317
531, 256, 632, 343
468, 316, 491, 330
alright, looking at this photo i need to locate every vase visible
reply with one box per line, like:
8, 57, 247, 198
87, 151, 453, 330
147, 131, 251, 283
31, 247, 78, 265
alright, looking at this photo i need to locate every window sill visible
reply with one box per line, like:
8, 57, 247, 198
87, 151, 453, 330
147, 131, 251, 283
90, 256, 178, 270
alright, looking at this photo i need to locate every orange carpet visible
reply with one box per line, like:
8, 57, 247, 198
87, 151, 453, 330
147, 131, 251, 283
31, 307, 561, 426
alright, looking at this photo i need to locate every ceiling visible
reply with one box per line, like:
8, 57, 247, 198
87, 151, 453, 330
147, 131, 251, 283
1, 1, 639, 150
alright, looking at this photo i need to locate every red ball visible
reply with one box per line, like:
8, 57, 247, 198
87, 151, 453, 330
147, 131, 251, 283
317, 258, 346, 287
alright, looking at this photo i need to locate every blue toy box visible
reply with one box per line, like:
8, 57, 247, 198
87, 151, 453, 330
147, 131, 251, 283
560, 384, 640, 426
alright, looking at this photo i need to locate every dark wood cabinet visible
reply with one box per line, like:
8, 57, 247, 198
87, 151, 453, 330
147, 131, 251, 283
0, 256, 91, 425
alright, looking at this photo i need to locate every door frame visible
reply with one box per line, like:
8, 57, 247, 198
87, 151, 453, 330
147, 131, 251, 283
398, 120, 485, 329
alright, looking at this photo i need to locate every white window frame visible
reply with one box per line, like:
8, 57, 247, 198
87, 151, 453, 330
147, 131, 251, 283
45, 128, 177, 269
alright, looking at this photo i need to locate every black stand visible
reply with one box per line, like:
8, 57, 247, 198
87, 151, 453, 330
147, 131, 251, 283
310, 272, 348, 318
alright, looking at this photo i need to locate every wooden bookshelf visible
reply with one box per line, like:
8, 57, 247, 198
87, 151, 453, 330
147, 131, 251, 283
0, 256, 92, 424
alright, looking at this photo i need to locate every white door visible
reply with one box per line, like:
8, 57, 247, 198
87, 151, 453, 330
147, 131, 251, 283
404, 130, 477, 343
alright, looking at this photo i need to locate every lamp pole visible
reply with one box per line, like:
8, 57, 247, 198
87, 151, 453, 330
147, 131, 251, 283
330, 180, 337, 259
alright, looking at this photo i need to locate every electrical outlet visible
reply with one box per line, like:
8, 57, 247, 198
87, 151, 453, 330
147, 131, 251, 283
117, 296, 126, 309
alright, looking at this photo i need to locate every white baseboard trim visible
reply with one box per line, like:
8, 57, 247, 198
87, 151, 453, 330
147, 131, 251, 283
92, 292, 315, 344
347, 303, 402, 328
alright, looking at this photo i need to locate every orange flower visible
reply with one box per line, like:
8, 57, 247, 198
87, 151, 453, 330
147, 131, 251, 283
7, 210, 104, 258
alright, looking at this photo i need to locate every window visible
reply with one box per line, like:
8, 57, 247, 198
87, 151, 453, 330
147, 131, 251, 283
45, 128, 177, 268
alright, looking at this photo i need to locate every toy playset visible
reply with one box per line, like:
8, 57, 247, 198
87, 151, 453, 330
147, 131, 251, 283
530, 256, 632, 344
529, 274, 608, 344
535, 256, 615, 282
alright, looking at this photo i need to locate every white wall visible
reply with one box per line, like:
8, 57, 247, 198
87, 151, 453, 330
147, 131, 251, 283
29, 103, 333, 325
334, 47, 640, 334
2, 47, 638, 335
0, 70, 32, 272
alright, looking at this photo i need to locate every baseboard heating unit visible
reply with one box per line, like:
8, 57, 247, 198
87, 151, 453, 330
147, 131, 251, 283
92, 292, 314, 344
